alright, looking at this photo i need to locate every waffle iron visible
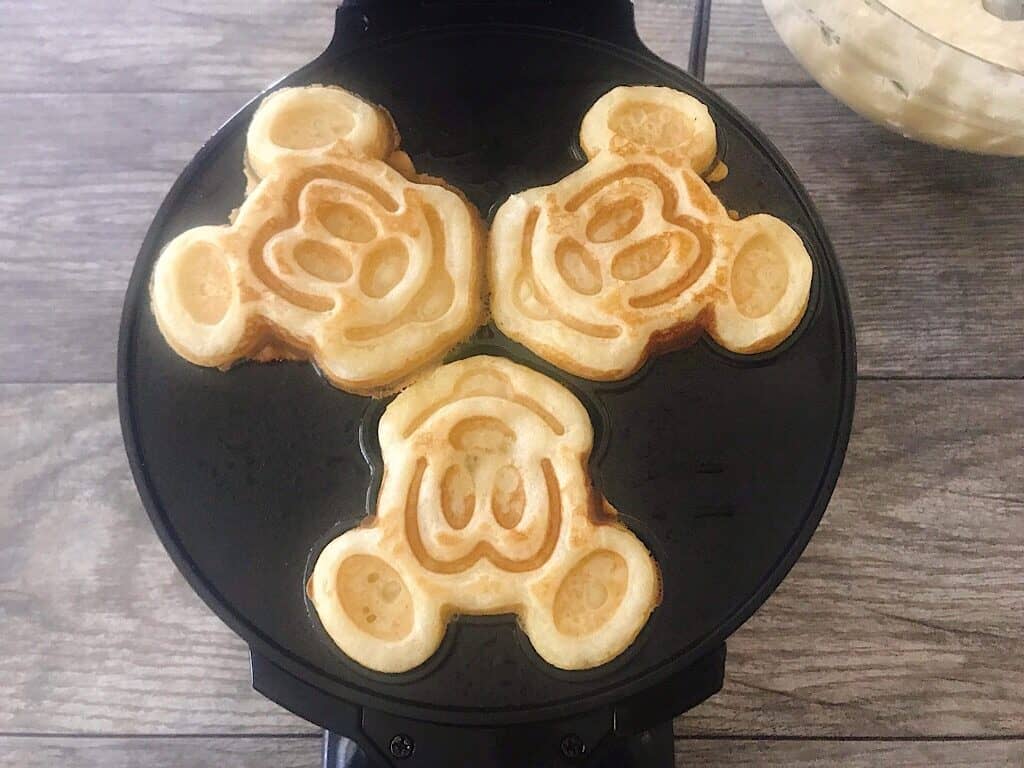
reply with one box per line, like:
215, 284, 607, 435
118, 1, 856, 765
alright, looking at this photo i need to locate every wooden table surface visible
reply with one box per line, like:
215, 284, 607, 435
2, 1, 1022, 765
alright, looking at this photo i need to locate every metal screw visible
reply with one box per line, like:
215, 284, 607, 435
560, 734, 587, 760
389, 734, 415, 759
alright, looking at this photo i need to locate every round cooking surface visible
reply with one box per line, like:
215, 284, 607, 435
119, 24, 854, 726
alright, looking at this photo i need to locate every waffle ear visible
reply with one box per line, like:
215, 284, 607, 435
579, 85, 717, 174
246, 85, 399, 180
150, 226, 252, 367
709, 214, 813, 354
307, 528, 446, 673
521, 523, 660, 670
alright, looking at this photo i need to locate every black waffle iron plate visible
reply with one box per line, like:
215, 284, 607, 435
118, 2, 856, 766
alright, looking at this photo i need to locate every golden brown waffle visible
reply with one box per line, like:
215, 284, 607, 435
151, 86, 484, 395
490, 85, 812, 380
308, 356, 660, 672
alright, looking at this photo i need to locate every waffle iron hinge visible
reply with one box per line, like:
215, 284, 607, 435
329, 0, 649, 55
249, 651, 389, 766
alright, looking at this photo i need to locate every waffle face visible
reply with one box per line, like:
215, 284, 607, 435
151, 86, 484, 395
308, 356, 660, 672
490, 86, 812, 380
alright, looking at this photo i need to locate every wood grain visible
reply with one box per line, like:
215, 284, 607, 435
0, 91, 250, 384
3, 89, 1022, 383
0, 1, 336, 94
0, 737, 321, 768
0, 0, 800, 93
722, 88, 1024, 380
706, 0, 814, 85
679, 380, 1024, 737
678, 739, 1024, 767
3, 1, 1024, 764
0, 384, 308, 735
0, 0, 693, 94
0, 736, 1021, 768
1, 382, 1021, 737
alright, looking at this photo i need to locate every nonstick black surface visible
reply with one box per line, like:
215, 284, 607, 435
119, 12, 854, 728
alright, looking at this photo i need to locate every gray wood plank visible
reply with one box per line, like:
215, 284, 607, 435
706, 0, 815, 85
0, 91, 250, 384
679, 383, 1024, 736
677, 739, 1024, 766
0, 383, 311, 734
2, 89, 1021, 383
0, 1, 336, 94
634, 0, 695, 71
0, 1, 693, 94
721, 87, 1024, 380
0, 0, 809, 90
0, 736, 321, 768
1, 382, 1021, 736
0, 737, 1020, 768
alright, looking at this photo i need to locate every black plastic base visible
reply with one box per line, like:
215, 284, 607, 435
311, 645, 724, 767
254, 645, 724, 768
255, 642, 724, 768
128, 0, 853, 728
121, 0, 853, 761
324, 719, 675, 768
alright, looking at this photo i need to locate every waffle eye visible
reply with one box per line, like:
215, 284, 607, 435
586, 197, 643, 243
556, 240, 602, 296
441, 465, 475, 530
611, 235, 669, 281
294, 239, 352, 282
491, 465, 525, 529
316, 202, 377, 243
360, 239, 409, 298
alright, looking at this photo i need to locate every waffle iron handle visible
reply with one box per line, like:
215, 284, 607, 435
329, 0, 649, 53
249, 651, 391, 767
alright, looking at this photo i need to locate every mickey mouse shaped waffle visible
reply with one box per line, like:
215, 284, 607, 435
490, 86, 813, 380
308, 356, 660, 672
151, 86, 484, 395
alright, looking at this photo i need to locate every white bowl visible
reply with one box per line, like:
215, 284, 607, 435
762, 0, 1024, 155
